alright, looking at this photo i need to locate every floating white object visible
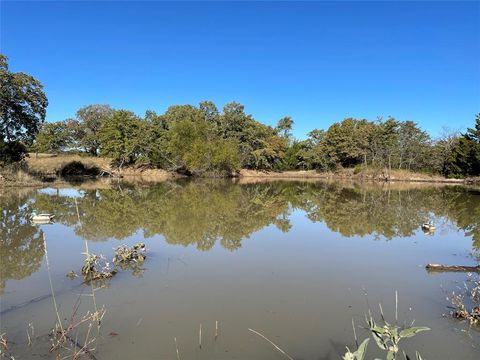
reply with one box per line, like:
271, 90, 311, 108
31, 212, 55, 223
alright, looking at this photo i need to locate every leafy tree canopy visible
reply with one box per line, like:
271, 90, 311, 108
0, 54, 48, 163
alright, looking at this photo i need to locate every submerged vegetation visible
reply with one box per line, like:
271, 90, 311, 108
113, 243, 146, 264
81, 253, 116, 281
445, 251, 480, 326
80, 243, 146, 282
448, 273, 480, 326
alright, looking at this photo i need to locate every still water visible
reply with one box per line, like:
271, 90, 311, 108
1, 180, 480, 359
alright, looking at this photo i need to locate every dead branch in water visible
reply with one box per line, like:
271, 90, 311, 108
426, 263, 480, 273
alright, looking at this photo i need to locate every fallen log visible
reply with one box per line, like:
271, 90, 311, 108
426, 263, 480, 273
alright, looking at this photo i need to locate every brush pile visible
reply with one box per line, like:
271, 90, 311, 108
447, 272, 480, 325
113, 243, 146, 264
81, 254, 117, 281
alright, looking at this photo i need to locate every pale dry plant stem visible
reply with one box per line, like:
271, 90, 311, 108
78, 322, 93, 359
174, 337, 180, 360
351, 318, 358, 349
26, 322, 35, 346
75, 198, 101, 330
199, 323, 202, 349
43, 233, 65, 338
395, 290, 398, 324
379, 303, 385, 322
248, 328, 294, 360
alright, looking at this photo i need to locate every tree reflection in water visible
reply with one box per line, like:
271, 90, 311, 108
1, 181, 479, 292
0, 190, 44, 294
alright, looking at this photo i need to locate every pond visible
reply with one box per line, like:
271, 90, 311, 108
1, 180, 480, 359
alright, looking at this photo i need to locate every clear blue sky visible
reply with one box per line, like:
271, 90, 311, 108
2, 1, 479, 139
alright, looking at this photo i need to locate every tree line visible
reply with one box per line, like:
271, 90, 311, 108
1, 54, 479, 177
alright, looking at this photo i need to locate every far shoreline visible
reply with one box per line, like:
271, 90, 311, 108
0, 153, 478, 188
2, 166, 479, 189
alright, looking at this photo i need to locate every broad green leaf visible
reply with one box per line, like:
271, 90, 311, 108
399, 326, 430, 339
355, 338, 370, 360
371, 331, 388, 350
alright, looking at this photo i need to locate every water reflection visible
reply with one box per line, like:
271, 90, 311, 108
0, 191, 44, 293
1, 181, 479, 292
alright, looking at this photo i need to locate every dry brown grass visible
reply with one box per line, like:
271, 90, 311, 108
25, 153, 181, 184
356, 167, 471, 183
26, 153, 112, 175
239, 169, 331, 178
0, 161, 43, 187
239, 168, 470, 184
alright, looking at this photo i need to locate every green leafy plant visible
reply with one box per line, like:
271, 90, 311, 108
344, 292, 430, 360
366, 312, 429, 360
343, 338, 369, 360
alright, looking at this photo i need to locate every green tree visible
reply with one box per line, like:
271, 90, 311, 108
199, 100, 220, 124
311, 118, 374, 169
396, 121, 431, 170
252, 135, 287, 170
34, 120, 76, 153
76, 104, 114, 156
99, 110, 143, 167
276, 116, 294, 140
450, 114, 480, 176
167, 117, 240, 175
139, 110, 171, 167
378, 117, 400, 171
433, 128, 460, 177
283, 140, 312, 170
0, 54, 48, 163
218, 102, 286, 169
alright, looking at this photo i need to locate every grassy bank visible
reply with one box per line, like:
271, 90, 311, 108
1, 154, 478, 187
27, 153, 111, 176
0, 154, 182, 187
